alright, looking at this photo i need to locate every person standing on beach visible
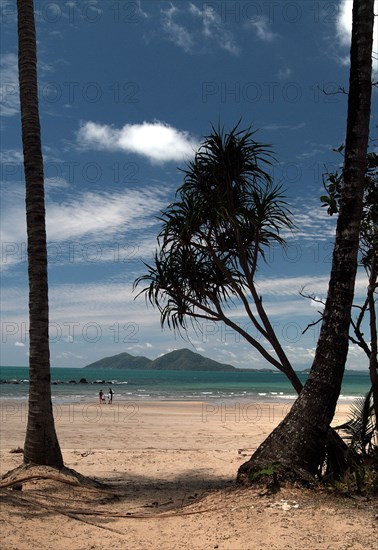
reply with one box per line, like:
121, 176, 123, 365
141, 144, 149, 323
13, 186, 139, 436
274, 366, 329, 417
99, 389, 104, 404
108, 388, 113, 404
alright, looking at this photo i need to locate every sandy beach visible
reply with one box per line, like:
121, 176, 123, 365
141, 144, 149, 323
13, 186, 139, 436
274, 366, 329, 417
1, 399, 377, 549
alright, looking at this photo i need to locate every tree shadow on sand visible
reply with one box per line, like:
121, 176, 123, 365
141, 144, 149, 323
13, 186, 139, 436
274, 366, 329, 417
100, 469, 234, 511
0, 462, 235, 529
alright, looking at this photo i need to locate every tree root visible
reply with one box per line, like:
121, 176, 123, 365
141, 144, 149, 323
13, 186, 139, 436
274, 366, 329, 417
0, 463, 112, 493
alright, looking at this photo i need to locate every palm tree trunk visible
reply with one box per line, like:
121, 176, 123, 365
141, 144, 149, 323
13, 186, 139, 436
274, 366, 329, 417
237, 0, 374, 482
17, 0, 63, 467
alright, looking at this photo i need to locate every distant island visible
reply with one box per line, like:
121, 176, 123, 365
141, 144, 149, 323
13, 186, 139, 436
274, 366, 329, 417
84, 348, 240, 372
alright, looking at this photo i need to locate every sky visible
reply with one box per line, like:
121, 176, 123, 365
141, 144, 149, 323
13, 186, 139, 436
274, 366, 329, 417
0, 0, 377, 370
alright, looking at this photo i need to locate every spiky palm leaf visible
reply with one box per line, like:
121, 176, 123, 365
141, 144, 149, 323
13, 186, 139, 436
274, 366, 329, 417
134, 123, 294, 333
335, 387, 375, 456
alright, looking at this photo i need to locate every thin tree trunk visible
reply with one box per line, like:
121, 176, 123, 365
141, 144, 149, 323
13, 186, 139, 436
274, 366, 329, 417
237, 0, 374, 483
367, 255, 378, 429
17, 0, 63, 467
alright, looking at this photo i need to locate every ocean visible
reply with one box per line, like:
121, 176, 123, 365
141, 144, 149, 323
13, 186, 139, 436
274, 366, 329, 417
0, 366, 371, 405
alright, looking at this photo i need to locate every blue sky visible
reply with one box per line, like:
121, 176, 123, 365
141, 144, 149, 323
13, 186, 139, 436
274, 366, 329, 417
1, 0, 377, 370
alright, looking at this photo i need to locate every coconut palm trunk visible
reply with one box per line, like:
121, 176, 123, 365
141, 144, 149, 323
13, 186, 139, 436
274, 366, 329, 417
237, 0, 374, 482
17, 0, 63, 467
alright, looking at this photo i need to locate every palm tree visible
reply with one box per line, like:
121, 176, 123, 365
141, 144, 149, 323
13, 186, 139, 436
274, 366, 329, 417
135, 125, 303, 394
306, 151, 378, 428
237, 0, 374, 483
17, 0, 63, 467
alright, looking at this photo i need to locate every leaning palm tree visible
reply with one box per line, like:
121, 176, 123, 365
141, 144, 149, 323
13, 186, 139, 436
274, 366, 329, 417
135, 124, 303, 394
237, 0, 374, 484
17, 0, 63, 467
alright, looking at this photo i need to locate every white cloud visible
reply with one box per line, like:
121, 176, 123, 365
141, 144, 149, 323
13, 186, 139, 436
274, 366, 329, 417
46, 187, 165, 240
161, 4, 194, 53
336, 0, 353, 46
0, 52, 58, 118
309, 296, 325, 309
45, 177, 70, 191
190, 3, 240, 55
0, 149, 23, 164
257, 272, 368, 299
0, 53, 19, 117
135, 1, 149, 19
335, 0, 377, 73
157, 3, 240, 55
277, 67, 292, 80
289, 199, 337, 241
15, 341, 25, 347
0, 185, 167, 270
263, 122, 306, 132
55, 351, 84, 361
282, 344, 316, 364
246, 16, 278, 43
77, 120, 199, 163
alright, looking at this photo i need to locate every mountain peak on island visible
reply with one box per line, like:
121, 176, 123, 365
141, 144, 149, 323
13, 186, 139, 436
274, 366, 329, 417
84, 348, 236, 372
83, 352, 152, 370
150, 348, 236, 371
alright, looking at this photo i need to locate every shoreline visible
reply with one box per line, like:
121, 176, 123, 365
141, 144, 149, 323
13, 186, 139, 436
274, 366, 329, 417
0, 391, 365, 406
1, 367, 370, 408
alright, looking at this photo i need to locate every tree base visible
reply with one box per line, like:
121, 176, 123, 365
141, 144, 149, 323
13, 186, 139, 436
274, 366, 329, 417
236, 427, 349, 487
0, 462, 110, 491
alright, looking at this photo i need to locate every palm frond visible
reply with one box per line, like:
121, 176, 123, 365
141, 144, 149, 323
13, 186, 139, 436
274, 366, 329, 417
335, 387, 375, 456
134, 123, 295, 339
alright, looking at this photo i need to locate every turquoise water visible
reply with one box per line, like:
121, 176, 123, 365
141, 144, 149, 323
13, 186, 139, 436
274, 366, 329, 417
0, 366, 371, 404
